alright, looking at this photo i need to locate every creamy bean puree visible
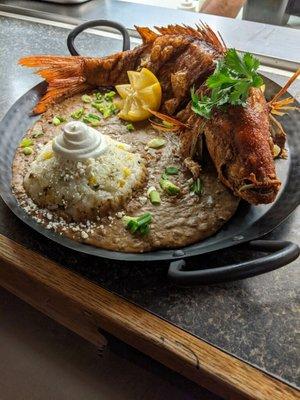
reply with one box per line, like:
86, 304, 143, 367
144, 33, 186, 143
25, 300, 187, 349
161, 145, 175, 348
12, 92, 239, 253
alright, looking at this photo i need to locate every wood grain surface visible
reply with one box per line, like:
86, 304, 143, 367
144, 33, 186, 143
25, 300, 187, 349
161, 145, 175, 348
0, 233, 298, 400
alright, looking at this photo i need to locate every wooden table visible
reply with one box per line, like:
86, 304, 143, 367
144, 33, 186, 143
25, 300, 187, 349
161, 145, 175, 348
1, 234, 299, 400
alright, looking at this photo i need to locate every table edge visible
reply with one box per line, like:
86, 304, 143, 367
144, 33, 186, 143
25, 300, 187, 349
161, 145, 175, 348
0, 233, 298, 400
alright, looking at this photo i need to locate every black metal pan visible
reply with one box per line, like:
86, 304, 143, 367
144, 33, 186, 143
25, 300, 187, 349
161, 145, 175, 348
0, 20, 299, 285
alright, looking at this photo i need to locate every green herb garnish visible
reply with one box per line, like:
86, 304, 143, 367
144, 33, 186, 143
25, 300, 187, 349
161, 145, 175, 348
147, 187, 161, 205
125, 123, 134, 131
92, 102, 117, 118
22, 147, 33, 156
159, 177, 180, 196
83, 113, 101, 127
81, 94, 92, 103
94, 92, 103, 102
122, 212, 152, 235
190, 178, 203, 195
20, 138, 33, 148
191, 49, 264, 119
31, 130, 44, 138
165, 166, 179, 175
71, 108, 84, 120
103, 103, 118, 118
52, 116, 66, 126
104, 91, 116, 101
147, 137, 166, 149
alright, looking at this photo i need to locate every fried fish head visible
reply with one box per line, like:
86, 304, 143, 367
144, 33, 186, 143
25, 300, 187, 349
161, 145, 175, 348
204, 88, 281, 204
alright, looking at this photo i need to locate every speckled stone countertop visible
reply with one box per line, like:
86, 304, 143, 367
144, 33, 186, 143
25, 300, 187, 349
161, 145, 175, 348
0, 15, 299, 389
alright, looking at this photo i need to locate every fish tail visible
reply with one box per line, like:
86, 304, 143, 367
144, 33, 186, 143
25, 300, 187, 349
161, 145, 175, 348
268, 68, 300, 106
267, 68, 300, 155
19, 55, 92, 114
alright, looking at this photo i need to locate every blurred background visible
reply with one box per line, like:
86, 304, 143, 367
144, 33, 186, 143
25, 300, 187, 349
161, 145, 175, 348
120, 0, 300, 27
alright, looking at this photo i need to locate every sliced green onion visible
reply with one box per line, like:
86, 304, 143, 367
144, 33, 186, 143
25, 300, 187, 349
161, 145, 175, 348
92, 102, 105, 112
147, 186, 161, 205
103, 103, 118, 118
92, 102, 117, 118
159, 178, 180, 196
149, 190, 161, 205
90, 120, 101, 127
81, 94, 92, 103
52, 116, 65, 126
83, 113, 101, 126
104, 91, 116, 101
71, 108, 84, 120
165, 166, 179, 175
190, 178, 203, 195
147, 137, 166, 149
94, 92, 103, 102
20, 138, 33, 148
23, 147, 33, 156
122, 212, 152, 235
31, 130, 44, 138
125, 123, 134, 131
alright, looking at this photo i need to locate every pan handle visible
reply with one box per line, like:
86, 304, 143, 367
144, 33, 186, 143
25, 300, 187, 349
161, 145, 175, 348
168, 240, 300, 286
67, 20, 131, 56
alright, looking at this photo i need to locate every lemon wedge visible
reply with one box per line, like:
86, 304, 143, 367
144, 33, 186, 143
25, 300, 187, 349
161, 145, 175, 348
115, 68, 162, 122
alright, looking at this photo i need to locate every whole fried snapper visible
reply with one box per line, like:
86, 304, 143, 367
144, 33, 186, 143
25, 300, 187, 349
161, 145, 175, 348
19, 24, 299, 205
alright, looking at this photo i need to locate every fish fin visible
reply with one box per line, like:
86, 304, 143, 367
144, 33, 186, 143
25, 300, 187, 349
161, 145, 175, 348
196, 22, 227, 53
19, 55, 92, 114
135, 26, 158, 43
149, 109, 188, 130
267, 68, 300, 153
268, 68, 300, 106
154, 22, 226, 53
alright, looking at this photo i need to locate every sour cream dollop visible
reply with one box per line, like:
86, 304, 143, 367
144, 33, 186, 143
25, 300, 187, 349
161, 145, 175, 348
52, 121, 108, 160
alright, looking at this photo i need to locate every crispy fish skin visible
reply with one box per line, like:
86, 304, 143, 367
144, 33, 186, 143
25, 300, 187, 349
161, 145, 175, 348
178, 86, 281, 204
203, 88, 280, 204
19, 24, 224, 115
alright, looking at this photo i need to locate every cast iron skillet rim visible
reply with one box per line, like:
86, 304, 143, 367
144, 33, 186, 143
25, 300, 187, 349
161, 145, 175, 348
0, 78, 299, 262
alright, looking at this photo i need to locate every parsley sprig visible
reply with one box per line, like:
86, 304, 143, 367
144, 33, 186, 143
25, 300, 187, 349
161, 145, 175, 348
191, 49, 264, 119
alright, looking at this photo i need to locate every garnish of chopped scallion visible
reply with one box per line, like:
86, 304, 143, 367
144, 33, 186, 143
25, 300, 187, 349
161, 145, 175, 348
20, 138, 33, 148
83, 113, 101, 127
71, 108, 84, 120
125, 123, 134, 131
165, 166, 179, 175
122, 212, 152, 235
94, 92, 103, 102
104, 91, 116, 101
92, 102, 117, 118
190, 178, 203, 195
31, 130, 44, 138
23, 147, 33, 156
159, 177, 180, 196
147, 187, 161, 205
147, 137, 166, 149
81, 94, 92, 103
52, 116, 66, 126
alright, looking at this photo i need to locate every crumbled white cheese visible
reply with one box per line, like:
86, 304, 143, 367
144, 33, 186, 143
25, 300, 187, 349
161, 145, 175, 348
81, 231, 89, 239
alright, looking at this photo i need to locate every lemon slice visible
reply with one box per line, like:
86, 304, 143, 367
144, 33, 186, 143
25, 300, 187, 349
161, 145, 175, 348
115, 68, 162, 122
